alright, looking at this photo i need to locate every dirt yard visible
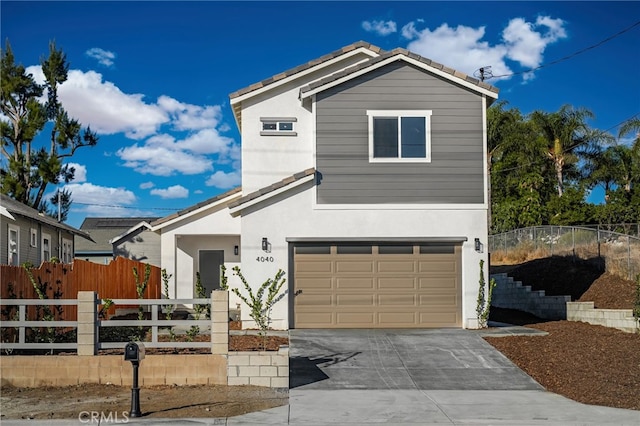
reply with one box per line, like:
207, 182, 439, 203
487, 256, 640, 411
1, 256, 638, 419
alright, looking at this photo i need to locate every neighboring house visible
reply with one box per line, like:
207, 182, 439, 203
75, 217, 160, 266
0, 193, 92, 266
154, 41, 498, 330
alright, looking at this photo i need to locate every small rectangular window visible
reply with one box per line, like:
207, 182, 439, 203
30, 228, 38, 247
420, 245, 455, 254
296, 246, 331, 255
337, 245, 372, 254
278, 122, 293, 131
378, 245, 414, 254
260, 117, 297, 136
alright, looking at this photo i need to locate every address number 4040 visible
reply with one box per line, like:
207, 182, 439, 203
256, 256, 274, 262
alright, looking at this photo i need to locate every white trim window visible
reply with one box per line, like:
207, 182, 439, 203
30, 228, 38, 247
62, 238, 73, 264
260, 117, 297, 136
42, 233, 51, 262
8, 225, 19, 266
367, 110, 432, 162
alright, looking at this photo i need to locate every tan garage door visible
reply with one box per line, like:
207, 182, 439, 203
293, 243, 461, 328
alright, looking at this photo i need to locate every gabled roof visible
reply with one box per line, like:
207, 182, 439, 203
229, 41, 382, 129
76, 216, 159, 253
0, 193, 92, 241
229, 41, 499, 129
300, 47, 499, 100
228, 168, 316, 216
108, 221, 155, 245
151, 187, 242, 229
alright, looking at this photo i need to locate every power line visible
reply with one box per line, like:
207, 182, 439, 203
72, 202, 184, 211
489, 20, 640, 80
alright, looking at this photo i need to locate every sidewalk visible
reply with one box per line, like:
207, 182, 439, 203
3, 389, 640, 425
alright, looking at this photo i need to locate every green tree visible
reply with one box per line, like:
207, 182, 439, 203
1, 40, 97, 219
530, 105, 595, 197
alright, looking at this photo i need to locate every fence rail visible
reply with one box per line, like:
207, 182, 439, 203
1, 294, 220, 353
489, 225, 640, 280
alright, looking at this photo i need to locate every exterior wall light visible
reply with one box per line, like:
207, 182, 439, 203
474, 238, 483, 253
234, 245, 239, 256
262, 237, 269, 252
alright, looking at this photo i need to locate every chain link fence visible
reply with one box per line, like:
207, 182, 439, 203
489, 226, 640, 281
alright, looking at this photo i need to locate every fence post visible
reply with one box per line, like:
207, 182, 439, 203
210, 290, 229, 355
77, 291, 98, 356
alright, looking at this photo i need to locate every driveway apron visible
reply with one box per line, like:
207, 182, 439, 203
289, 328, 542, 390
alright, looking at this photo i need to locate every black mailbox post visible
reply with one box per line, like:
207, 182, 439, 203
124, 342, 145, 417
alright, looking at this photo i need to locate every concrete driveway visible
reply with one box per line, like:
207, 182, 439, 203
289, 328, 542, 390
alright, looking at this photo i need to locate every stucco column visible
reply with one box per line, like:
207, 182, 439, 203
77, 291, 98, 356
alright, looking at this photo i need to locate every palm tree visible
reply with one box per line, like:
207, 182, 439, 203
530, 105, 595, 197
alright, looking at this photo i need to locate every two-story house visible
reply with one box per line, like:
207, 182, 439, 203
154, 41, 498, 329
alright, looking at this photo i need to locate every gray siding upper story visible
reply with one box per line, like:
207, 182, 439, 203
315, 61, 484, 205
113, 228, 161, 267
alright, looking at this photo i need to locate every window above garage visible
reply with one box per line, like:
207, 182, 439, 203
366, 110, 432, 163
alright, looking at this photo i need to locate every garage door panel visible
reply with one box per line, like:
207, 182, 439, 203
336, 312, 375, 326
297, 261, 333, 273
418, 277, 459, 289
418, 260, 457, 273
418, 294, 460, 307
297, 277, 333, 289
336, 277, 375, 289
377, 312, 416, 324
337, 294, 375, 306
377, 261, 415, 273
296, 312, 334, 327
378, 294, 416, 306
294, 243, 461, 328
336, 261, 374, 273
378, 277, 416, 289
419, 312, 460, 325
297, 294, 333, 307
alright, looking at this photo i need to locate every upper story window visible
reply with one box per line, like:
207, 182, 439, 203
367, 110, 432, 163
260, 117, 297, 136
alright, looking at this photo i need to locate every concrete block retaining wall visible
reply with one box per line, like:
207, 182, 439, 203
490, 273, 570, 320
567, 302, 638, 333
0, 290, 289, 389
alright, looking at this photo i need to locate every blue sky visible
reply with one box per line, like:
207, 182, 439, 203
1, 1, 639, 228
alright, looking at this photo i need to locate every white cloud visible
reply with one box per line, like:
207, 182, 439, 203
362, 20, 397, 36
139, 181, 155, 189
62, 182, 137, 216
85, 48, 116, 67
27, 66, 167, 139
503, 16, 566, 68
205, 171, 241, 189
403, 16, 567, 82
150, 185, 189, 199
25, 60, 240, 181
117, 142, 213, 176
64, 163, 87, 183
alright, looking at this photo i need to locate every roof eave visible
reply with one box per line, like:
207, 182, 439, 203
300, 54, 499, 101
